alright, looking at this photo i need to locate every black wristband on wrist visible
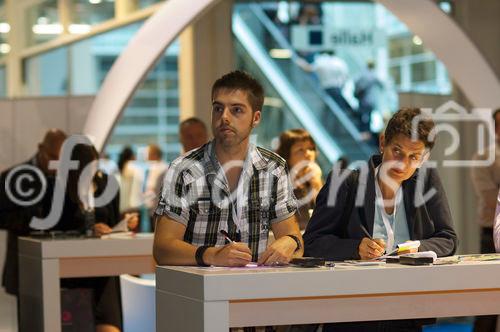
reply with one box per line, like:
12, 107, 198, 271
195, 245, 210, 266
286, 234, 302, 252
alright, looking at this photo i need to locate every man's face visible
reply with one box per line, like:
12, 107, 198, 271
211, 89, 260, 148
180, 122, 208, 153
380, 134, 427, 184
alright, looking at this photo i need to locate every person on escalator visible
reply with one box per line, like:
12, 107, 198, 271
295, 50, 355, 124
355, 60, 384, 141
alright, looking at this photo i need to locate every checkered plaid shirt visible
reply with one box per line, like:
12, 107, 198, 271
155, 141, 297, 261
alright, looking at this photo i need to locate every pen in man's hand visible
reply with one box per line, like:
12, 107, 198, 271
219, 230, 234, 243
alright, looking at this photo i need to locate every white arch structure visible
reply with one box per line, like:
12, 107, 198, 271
83, 0, 500, 151
83, 0, 222, 150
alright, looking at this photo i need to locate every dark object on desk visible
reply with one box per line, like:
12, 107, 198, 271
399, 254, 434, 266
290, 257, 326, 268
385, 257, 400, 264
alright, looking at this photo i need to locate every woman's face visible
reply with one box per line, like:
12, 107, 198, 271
288, 140, 317, 168
380, 133, 427, 183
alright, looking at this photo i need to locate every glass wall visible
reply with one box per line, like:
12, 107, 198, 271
70, 21, 143, 95
139, 0, 164, 10
23, 19, 181, 163
105, 39, 181, 163
24, 46, 69, 96
0, 1, 9, 58
24, 0, 163, 47
25, 0, 60, 46
71, 0, 115, 29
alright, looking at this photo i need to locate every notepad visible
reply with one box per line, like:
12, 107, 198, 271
111, 218, 129, 232
380, 240, 421, 258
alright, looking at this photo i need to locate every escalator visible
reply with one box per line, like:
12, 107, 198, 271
233, 3, 376, 166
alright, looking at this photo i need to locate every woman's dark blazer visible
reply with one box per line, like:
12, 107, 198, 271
303, 155, 458, 260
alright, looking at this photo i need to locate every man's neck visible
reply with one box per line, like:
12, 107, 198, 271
214, 139, 250, 193
214, 139, 250, 165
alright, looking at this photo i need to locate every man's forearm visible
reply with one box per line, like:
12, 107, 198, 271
153, 238, 199, 266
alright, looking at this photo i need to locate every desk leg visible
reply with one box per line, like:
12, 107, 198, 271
19, 255, 61, 332
157, 290, 229, 331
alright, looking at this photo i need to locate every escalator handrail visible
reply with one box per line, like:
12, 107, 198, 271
233, 12, 342, 163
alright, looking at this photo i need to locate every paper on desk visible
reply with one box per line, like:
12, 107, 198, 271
434, 256, 460, 265
341, 260, 386, 266
458, 253, 500, 262
195, 262, 289, 270
111, 218, 128, 232
101, 231, 134, 239
378, 240, 422, 259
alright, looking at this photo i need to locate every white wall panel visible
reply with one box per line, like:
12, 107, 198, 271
13, 98, 68, 164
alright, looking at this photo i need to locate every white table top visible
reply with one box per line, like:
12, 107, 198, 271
18, 233, 154, 258
156, 260, 500, 301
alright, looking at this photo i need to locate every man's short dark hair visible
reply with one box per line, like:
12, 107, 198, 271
384, 108, 435, 150
211, 70, 264, 113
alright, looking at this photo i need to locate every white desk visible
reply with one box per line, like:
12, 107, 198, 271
156, 261, 500, 331
18, 235, 155, 332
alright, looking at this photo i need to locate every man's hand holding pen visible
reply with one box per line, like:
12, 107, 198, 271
200, 230, 252, 267
203, 242, 252, 267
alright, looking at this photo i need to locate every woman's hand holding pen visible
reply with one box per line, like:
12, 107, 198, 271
358, 238, 386, 260
204, 242, 252, 267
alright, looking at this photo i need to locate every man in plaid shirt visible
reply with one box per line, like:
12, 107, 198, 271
153, 71, 303, 266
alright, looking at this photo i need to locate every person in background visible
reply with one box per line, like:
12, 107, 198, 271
355, 61, 384, 141
470, 108, 500, 332
276, 129, 323, 229
179, 117, 209, 153
117, 146, 143, 213
304, 108, 458, 331
471, 108, 500, 254
62, 138, 137, 332
0, 129, 67, 325
149, 119, 209, 232
294, 3, 322, 25
295, 50, 354, 121
99, 153, 119, 177
143, 144, 169, 227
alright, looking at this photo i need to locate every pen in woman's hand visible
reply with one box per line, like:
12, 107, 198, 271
360, 224, 372, 239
